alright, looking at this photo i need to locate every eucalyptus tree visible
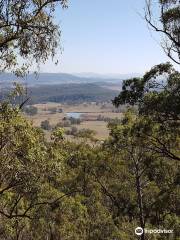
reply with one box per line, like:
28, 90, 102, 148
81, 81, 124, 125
145, 0, 180, 65
0, 0, 68, 75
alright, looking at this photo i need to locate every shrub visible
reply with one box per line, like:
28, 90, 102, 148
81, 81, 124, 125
41, 120, 51, 130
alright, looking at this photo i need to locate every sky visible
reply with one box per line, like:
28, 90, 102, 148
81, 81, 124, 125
40, 0, 171, 75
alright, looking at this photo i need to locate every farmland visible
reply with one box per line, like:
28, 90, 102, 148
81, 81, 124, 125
26, 102, 123, 140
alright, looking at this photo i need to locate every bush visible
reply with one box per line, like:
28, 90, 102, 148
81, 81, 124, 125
77, 128, 96, 139
65, 126, 78, 136
41, 120, 51, 130
71, 126, 78, 135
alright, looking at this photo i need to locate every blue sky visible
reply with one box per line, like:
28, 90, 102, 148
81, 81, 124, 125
40, 0, 171, 75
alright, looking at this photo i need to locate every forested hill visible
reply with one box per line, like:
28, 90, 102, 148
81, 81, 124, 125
27, 83, 119, 104
0, 73, 122, 104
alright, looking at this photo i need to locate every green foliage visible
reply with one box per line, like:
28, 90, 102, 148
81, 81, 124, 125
112, 6, 180, 233
111, 53, 180, 240
76, 128, 96, 140
51, 127, 65, 142
0, 0, 68, 74
0, 0, 179, 239
0, 86, 179, 239
113, 63, 180, 122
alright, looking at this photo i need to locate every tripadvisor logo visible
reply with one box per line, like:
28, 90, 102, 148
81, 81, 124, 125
135, 227, 143, 236
135, 227, 173, 236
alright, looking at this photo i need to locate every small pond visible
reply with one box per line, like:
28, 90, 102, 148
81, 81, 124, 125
66, 112, 84, 119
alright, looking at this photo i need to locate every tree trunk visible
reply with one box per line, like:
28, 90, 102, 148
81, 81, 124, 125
136, 175, 145, 240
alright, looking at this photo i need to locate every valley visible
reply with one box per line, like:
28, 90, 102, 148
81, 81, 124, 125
26, 102, 124, 140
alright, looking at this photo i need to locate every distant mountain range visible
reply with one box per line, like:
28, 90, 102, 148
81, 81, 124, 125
0, 72, 143, 104
0, 72, 141, 88
73, 72, 142, 79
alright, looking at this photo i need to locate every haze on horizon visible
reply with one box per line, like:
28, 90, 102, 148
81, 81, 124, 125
38, 0, 174, 75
